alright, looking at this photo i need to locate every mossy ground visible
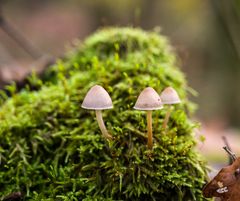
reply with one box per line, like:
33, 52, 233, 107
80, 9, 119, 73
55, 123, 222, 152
0, 27, 210, 200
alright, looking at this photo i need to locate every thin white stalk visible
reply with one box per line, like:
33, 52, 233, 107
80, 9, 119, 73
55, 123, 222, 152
147, 110, 153, 149
95, 110, 112, 140
162, 106, 172, 130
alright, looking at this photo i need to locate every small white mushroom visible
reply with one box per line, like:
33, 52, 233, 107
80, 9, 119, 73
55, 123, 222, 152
160, 87, 181, 130
81, 85, 113, 140
134, 87, 163, 149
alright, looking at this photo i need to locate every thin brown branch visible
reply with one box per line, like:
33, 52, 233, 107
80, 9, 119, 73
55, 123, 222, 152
222, 136, 237, 164
0, 6, 42, 59
222, 135, 233, 151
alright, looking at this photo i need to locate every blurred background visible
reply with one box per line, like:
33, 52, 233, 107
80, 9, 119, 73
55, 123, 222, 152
0, 0, 240, 166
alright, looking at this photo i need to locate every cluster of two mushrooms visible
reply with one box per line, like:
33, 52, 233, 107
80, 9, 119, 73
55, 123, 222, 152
134, 87, 181, 149
81, 85, 181, 149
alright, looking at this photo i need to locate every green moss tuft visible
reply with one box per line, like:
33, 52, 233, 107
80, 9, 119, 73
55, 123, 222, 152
0, 27, 209, 200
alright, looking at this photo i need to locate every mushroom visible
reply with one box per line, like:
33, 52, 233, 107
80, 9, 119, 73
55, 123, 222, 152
134, 87, 163, 149
81, 85, 113, 140
160, 87, 181, 130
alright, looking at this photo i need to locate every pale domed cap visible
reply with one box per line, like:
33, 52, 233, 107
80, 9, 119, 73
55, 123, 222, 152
81, 85, 113, 110
160, 87, 181, 105
134, 87, 163, 110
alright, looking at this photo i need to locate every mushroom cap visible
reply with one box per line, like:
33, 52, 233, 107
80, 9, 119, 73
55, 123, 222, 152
134, 87, 163, 110
81, 85, 113, 110
160, 87, 181, 105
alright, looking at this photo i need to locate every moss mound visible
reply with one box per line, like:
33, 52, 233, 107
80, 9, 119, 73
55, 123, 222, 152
0, 27, 209, 200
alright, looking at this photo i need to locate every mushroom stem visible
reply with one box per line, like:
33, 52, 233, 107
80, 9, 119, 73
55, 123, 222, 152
95, 110, 112, 140
147, 110, 153, 149
162, 106, 172, 130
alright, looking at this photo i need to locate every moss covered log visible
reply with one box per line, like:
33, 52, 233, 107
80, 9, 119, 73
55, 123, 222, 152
0, 27, 210, 200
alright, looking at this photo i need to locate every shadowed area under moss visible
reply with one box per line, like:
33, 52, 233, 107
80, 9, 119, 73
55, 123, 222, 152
0, 27, 210, 200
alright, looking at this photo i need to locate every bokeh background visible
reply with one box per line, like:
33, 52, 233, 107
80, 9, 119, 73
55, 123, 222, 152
0, 0, 240, 166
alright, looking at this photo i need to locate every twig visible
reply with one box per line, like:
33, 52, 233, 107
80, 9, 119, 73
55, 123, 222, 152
222, 135, 237, 164
0, 5, 42, 59
222, 136, 233, 151
223, 146, 237, 162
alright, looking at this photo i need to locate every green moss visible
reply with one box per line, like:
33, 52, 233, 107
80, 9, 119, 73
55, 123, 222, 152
0, 27, 210, 200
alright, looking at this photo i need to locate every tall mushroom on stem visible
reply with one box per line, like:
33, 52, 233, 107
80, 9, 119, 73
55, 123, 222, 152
81, 85, 113, 140
160, 87, 181, 130
134, 87, 163, 149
